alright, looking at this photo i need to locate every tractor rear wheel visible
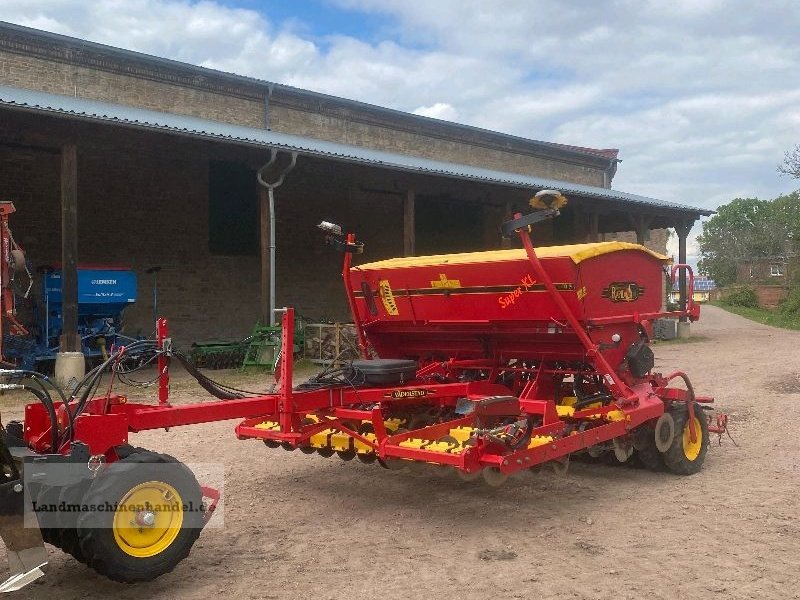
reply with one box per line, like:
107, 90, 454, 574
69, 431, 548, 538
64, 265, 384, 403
662, 404, 709, 475
76, 450, 204, 582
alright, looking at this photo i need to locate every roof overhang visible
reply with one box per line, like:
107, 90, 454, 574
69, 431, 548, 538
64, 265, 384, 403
0, 84, 714, 219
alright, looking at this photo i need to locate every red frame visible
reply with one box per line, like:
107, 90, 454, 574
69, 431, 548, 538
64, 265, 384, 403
19, 217, 716, 478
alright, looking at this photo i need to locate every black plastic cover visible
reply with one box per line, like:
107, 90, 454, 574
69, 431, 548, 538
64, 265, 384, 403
625, 341, 655, 378
348, 359, 418, 385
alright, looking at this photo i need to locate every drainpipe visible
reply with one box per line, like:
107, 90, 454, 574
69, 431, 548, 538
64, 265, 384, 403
256, 149, 298, 326
603, 158, 621, 188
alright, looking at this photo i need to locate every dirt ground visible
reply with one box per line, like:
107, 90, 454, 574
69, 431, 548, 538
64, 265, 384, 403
4, 305, 800, 600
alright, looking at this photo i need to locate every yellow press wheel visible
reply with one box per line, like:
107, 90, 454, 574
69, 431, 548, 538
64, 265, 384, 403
662, 404, 709, 475
77, 450, 205, 582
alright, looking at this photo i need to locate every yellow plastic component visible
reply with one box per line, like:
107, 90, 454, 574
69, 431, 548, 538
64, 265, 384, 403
556, 405, 575, 417
384, 418, 405, 432
398, 438, 430, 449
605, 410, 628, 422
112, 481, 184, 558
330, 432, 353, 452
559, 396, 577, 407
254, 421, 280, 430
425, 440, 463, 454
527, 435, 553, 449
683, 416, 703, 460
354, 433, 377, 454
309, 429, 334, 448
356, 241, 668, 271
449, 426, 475, 444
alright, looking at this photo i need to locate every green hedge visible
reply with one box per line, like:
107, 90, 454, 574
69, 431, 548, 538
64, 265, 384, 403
779, 287, 800, 315
722, 287, 759, 308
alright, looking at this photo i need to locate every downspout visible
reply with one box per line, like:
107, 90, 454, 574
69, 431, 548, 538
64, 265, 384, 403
603, 158, 621, 188
257, 149, 298, 326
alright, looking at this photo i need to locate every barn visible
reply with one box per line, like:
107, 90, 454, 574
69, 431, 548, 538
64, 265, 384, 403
0, 22, 712, 346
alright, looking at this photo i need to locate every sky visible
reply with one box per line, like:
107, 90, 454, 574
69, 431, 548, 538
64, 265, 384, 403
2, 0, 799, 262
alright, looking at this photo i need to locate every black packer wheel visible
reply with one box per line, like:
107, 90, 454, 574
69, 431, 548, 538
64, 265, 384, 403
631, 423, 665, 472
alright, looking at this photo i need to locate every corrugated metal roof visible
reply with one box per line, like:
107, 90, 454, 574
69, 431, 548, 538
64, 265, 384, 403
0, 84, 712, 215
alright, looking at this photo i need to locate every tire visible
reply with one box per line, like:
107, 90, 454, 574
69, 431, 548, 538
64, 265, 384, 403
55, 479, 93, 563
662, 404, 709, 475
33, 483, 63, 547
77, 451, 204, 583
631, 424, 665, 472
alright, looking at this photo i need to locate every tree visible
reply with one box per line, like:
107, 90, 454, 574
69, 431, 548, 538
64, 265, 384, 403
778, 145, 800, 179
696, 194, 800, 286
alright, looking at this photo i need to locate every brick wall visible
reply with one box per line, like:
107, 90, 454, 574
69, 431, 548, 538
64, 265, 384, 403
269, 105, 605, 185
755, 286, 789, 309
737, 259, 796, 286
599, 228, 670, 255
720, 285, 788, 309
0, 50, 265, 128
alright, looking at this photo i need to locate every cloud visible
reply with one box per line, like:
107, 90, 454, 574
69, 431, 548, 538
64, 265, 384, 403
412, 102, 459, 121
2, 0, 799, 264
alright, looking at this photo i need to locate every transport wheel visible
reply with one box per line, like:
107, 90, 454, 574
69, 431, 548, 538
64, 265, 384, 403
77, 451, 204, 583
661, 404, 709, 475
631, 424, 665, 471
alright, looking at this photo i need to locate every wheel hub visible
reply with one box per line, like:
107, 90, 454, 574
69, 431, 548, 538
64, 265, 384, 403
112, 481, 184, 558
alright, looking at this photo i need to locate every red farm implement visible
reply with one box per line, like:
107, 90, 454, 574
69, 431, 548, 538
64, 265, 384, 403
0, 193, 726, 591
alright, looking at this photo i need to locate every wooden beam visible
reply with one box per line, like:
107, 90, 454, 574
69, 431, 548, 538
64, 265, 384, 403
59, 143, 79, 352
587, 212, 599, 242
501, 201, 513, 249
259, 185, 269, 325
628, 213, 654, 245
403, 190, 415, 257
674, 219, 695, 322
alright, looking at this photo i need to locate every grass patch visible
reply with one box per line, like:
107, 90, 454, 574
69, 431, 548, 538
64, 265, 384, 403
710, 301, 800, 331
651, 335, 711, 345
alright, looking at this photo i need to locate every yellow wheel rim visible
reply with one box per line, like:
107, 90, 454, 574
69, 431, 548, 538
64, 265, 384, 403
112, 481, 184, 558
682, 416, 703, 461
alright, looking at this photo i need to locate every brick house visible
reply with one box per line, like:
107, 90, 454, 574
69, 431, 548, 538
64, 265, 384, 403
0, 22, 711, 344
735, 255, 798, 308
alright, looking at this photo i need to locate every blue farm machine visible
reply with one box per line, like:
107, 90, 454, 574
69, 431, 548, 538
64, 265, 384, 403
0, 202, 139, 371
